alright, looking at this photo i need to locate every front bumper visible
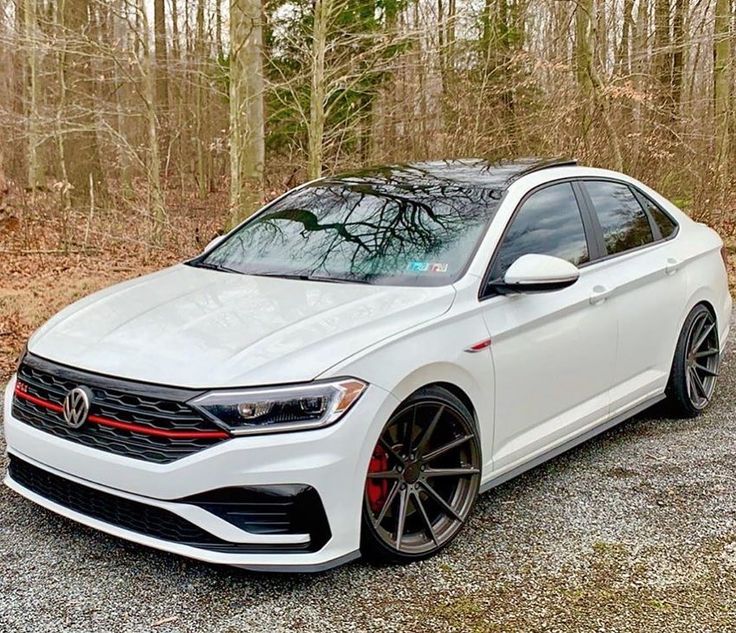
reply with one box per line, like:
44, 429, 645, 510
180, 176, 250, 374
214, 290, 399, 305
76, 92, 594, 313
3, 374, 398, 572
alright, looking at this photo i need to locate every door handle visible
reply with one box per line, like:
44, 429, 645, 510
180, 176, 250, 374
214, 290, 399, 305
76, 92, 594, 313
589, 285, 610, 305
665, 257, 680, 275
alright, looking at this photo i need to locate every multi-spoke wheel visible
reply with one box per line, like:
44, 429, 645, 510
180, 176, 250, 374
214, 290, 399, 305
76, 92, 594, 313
666, 304, 720, 417
361, 386, 481, 562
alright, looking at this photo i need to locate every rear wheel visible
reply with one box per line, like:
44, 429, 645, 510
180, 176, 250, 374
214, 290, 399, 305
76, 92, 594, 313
361, 386, 481, 563
666, 304, 720, 417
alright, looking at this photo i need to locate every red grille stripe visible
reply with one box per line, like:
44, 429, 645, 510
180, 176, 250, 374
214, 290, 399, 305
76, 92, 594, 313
13, 383, 229, 440
14, 386, 64, 413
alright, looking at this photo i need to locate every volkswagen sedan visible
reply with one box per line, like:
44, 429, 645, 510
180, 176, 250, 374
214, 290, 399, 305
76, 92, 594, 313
3, 158, 731, 571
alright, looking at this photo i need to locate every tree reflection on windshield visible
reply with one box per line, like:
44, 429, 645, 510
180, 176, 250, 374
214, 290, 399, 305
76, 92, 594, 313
202, 164, 503, 287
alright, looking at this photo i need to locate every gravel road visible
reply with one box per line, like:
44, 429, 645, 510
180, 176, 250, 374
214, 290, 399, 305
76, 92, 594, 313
2, 343, 736, 632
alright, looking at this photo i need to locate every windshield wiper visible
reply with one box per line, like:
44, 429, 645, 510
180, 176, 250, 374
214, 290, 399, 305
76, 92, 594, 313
189, 260, 242, 274
247, 271, 374, 285
309, 275, 374, 285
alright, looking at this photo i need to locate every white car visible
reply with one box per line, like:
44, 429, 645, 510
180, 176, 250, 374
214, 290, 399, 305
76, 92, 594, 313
3, 159, 731, 572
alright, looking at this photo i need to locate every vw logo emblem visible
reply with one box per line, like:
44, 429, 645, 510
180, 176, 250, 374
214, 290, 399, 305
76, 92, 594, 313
62, 387, 91, 429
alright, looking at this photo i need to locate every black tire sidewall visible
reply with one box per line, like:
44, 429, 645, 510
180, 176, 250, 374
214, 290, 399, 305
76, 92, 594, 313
666, 304, 718, 418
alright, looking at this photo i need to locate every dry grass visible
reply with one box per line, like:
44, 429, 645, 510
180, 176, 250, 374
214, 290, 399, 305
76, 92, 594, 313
0, 254, 167, 379
0, 188, 226, 380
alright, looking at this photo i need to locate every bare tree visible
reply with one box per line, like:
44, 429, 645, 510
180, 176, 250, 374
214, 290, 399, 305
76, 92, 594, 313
229, 0, 265, 227
308, 0, 330, 180
24, 0, 41, 189
714, 0, 731, 170
154, 0, 168, 108
60, 0, 105, 202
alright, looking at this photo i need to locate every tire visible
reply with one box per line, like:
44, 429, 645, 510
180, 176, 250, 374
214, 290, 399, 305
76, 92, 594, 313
666, 304, 720, 418
361, 385, 481, 564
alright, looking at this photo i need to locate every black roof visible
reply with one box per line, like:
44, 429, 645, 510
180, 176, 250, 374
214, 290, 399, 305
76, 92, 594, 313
327, 158, 577, 191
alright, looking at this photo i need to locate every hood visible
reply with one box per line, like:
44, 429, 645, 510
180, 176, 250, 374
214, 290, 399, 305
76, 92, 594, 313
28, 264, 455, 387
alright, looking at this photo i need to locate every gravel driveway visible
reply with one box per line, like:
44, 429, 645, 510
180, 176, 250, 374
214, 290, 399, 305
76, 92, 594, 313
2, 341, 736, 632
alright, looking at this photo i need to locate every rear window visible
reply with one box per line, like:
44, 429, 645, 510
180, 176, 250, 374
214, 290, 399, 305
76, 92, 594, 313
584, 181, 653, 256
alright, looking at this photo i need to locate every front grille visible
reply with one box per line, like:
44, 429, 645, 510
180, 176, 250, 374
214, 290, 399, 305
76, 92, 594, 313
8, 455, 329, 554
12, 354, 229, 463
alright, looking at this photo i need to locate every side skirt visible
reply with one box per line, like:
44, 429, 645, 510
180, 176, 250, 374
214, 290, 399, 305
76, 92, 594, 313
479, 393, 666, 494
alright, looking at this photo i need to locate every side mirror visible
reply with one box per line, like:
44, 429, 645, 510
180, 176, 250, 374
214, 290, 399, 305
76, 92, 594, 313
204, 234, 226, 253
492, 253, 580, 293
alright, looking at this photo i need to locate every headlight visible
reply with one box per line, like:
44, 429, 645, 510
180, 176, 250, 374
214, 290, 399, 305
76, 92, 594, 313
189, 378, 367, 436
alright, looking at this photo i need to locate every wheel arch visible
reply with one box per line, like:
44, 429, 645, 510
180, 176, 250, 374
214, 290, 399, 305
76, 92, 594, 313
382, 361, 493, 466
678, 289, 720, 340
390, 379, 479, 428
387, 362, 486, 415
696, 298, 717, 321
431, 381, 477, 419
667, 292, 720, 378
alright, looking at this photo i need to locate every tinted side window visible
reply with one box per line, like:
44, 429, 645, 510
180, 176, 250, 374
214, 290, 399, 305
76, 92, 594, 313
491, 182, 589, 278
639, 194, 677, 238
585, 181, 653, 255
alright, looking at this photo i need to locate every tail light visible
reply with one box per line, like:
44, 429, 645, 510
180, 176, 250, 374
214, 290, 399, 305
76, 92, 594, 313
721, 245, 729, 270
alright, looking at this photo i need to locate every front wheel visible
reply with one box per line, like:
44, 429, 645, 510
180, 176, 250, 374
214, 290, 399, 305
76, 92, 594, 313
361, 386, 481, 563
666, 304, 720, 417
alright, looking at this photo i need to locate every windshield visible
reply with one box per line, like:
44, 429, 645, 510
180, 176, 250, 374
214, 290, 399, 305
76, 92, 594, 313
196, 179, 502, 286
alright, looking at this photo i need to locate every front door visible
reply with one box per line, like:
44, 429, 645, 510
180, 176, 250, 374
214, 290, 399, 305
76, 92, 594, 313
479, 181, 618, 474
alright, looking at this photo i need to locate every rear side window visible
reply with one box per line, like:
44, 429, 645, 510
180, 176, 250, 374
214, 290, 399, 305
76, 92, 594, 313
639, 194, 677, 238
584, 181, 653, 255
491, 182, 589, 278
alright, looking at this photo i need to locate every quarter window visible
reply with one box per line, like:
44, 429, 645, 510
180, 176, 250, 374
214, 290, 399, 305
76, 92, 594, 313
490, 182, 589, 279
639, 194, 677, 238
584, 181, 654, 255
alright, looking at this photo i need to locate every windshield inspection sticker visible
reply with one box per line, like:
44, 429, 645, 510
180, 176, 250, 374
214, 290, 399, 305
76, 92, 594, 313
407, 261, 449, 273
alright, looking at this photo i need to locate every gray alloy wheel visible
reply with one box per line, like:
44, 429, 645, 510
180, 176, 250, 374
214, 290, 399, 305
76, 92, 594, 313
361, 386, 481, 562
667, 304, 720, 417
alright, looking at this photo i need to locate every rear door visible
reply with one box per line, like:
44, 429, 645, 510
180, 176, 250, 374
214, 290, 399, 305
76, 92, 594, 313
479, 181, 618, 473
577, 179, 687, 416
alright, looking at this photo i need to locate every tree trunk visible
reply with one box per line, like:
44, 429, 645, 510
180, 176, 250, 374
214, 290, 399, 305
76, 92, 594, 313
714, 0, 731, 167
60, 0, 106, 203
195, 0, 209, 197
229, 0, 265, 227
596, 0, 607, 69
55, 0, 71, 208
631, 0, 649, 168
0, 148, 8, 212
24, 0, 42, 190
653, 0, 671, 108
447, 0, 456, 67
215, 0, 223, 58
616, 0, 634, 75
136, 0, 167, 236
671, 0, 685, 111
308, 0, 329, 180
171, 0, 181, 60
154, 0, 168, 108
575, 0, 593, 96
113, 0, 132, 195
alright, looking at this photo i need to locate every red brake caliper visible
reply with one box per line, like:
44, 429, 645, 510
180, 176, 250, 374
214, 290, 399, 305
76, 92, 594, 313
366, 445, 390, 513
